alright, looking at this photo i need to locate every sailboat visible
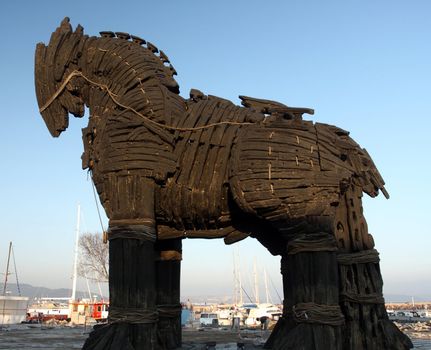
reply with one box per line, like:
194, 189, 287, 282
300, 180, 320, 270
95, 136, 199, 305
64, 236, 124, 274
26, 205, 83, 323
1, 242, 29, 325
28, 205, 109, 325
241, 258, 282, 327
68, 204, 109, 324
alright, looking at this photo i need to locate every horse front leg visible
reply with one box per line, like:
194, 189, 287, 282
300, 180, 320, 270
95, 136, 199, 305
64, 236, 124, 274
83, 174, 161, 350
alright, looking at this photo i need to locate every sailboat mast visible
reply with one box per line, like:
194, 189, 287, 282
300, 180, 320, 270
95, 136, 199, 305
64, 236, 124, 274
84, 272, 92, 302
11, 244, 22, 296
253, 258, 259, 304
2, 242, 12, 296
238, 249, 243, 305
264, 268, 270, 304
71, 204, 81, 301
96, 280, 104, 301
233, 250, 237, 305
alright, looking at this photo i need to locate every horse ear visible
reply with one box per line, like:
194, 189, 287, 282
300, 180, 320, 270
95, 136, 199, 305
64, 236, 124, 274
59, 17, 73, 33
75, 24, 84, 35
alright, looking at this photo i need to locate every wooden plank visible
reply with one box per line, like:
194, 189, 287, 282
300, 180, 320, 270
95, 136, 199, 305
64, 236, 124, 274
238, 147, 320, 160
167, 100, 224, 227
224, 230, 249, 245
185, 226, 236, 239
193, 102, 235, 185
188, 100, 229, 190
35, 44, 49, 111
237, 158, 317, 172
171, 99, 212, 180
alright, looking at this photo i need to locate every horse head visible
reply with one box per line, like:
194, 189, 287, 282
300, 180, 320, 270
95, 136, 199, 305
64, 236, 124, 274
35, 17, 181, 138
35, 17, 87, 137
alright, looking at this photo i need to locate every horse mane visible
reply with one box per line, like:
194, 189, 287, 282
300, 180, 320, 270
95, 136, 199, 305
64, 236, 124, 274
98, 30, 177, 76
89, 29, 180, 94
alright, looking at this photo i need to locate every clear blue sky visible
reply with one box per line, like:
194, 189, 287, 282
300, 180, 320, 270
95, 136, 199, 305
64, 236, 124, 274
0, 0, 430, 301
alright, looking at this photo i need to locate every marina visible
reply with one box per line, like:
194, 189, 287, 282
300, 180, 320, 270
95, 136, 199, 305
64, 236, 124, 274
2, 296, 431, 349
0, 323, 431, 350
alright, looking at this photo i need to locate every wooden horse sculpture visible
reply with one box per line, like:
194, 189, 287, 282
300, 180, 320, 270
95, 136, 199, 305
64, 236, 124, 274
35, 18, 412, 350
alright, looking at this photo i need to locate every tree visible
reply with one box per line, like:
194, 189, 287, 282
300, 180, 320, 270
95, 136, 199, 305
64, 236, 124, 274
78, 232, 109, 282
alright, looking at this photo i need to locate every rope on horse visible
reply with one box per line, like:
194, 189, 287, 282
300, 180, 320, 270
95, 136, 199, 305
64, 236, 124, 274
291, 302, 345, 326
340, 291, 385, 304
39, 70, 254, 132
157, 304, 182, 318
287, 232, 338, 255
337, 249, 380, 265
337, 249, 384, 304
108, 224, 156, 242
109, 307, 158, 324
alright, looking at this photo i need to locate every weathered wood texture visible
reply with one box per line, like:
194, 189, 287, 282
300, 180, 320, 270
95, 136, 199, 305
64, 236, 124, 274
157, 96, 264, 232
276, 250, 343, 350
333, 186, 412, 350
155, 239, 182, 349
82, 174, 161, 349
230, 120, 388, 227
82, 239, 158, 350
35, 18, 411, 350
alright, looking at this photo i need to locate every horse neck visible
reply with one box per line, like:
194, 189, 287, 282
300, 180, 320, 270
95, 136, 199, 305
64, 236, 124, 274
78, 36, 182, 125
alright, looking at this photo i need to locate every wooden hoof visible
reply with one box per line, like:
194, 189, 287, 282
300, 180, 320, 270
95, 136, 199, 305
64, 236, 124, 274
265, 317, 413, 350
82, 322, 160, 350
265, 318, 343, 350
380, 320, 413, 350
157, 318, 181, 349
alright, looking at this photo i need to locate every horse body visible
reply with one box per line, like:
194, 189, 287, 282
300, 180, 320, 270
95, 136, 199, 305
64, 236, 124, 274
155, 95, 387, 251
35, 18, 412, 350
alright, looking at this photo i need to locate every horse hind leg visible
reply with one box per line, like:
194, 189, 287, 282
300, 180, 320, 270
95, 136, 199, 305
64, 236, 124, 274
266, 216, 344, 350
267, 186, 413, 350
334, 185, 412, 350
229, 175, 344, 348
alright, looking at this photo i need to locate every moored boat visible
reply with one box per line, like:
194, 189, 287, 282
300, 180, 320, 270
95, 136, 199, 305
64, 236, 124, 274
0, 295, 29, 324
69, 299, 109, 324
26, 300, 70, 322
1, 242, 29, 325
242, 303, 282, 327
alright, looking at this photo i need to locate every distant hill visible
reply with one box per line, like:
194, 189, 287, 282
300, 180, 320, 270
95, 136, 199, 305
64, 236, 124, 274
4, 283, 99, 300
384, 294, 431, 303
4, 283, 429, 304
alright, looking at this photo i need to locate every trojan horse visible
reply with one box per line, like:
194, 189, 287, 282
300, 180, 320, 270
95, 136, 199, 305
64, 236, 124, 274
35, 18, 412, 350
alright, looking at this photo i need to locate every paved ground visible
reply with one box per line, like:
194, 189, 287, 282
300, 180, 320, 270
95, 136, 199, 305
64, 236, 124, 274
0, 325, 268, 350
0, 325, 86, 349
181, 328, 269, 349
407, 332, 431, 350
411, 338, 431, 349
0, 324, 430, 349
